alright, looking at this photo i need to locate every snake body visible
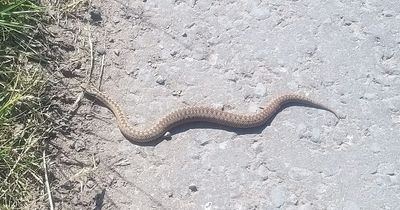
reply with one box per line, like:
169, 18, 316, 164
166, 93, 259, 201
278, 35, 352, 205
81, 85, 338, 143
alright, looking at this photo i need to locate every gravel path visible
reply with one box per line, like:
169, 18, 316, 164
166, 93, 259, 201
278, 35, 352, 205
53, 1, 400, 209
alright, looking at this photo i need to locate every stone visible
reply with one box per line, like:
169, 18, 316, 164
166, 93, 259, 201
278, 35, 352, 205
189, 184, 198, 192
270, 186, 286, 207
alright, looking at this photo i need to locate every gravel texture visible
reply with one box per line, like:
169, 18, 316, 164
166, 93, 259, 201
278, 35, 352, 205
51, 0, 400, 209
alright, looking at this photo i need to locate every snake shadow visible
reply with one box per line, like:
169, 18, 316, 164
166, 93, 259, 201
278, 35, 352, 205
129, 102, 321, 147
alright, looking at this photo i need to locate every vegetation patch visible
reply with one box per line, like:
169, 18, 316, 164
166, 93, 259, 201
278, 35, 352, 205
0, 0, 52, 208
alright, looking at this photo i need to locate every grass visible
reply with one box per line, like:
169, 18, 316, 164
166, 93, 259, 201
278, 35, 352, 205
0, 0, 51, 209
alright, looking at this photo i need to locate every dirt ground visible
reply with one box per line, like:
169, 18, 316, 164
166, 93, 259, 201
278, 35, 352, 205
49, 0, 399, 209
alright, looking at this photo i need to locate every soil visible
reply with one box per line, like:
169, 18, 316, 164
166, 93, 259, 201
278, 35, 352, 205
48, 0, 400, 209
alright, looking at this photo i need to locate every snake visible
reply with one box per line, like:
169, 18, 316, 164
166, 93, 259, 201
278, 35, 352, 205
81, 84, 338, 143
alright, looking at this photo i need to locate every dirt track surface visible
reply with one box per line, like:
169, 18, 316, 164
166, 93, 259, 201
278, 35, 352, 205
52, 1, 400, 209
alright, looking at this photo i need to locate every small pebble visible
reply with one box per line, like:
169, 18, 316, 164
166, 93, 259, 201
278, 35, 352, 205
256, 164, 269, 181
86, 180, 95, 189
156, 76, 166, 85
172, 90, 182, 97
167, 191, 173, 198
270, 186, 286, 207
71, 140, 85, 152
297, 123, 307, 134
97, 49, 106, 55
218, 141, 227, 149
310, 128, 321, 143
251, 141, 263, 154
89, 9, 102, 22
94, 156, 101, 165
189, 184, 198, 192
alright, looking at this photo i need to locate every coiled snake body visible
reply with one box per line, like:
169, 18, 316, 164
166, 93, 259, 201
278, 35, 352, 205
81, 85, 338, 143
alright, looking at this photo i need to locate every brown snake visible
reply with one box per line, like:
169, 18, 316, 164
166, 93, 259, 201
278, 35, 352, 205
81, 84, 338, 142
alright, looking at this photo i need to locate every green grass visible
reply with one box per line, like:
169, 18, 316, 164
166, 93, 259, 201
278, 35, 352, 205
0, 0, 51, 209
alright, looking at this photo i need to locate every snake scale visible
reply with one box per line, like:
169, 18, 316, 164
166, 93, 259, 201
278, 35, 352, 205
81, 84, 338, 143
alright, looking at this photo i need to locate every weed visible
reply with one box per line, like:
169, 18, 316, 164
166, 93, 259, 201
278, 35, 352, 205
0, 0, 51, 208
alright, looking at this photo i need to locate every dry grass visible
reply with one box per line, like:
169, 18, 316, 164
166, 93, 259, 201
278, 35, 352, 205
0, 0, 52, 208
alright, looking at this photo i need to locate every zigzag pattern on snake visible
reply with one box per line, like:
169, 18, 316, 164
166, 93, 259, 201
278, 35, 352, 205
81, 84, 338, 142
